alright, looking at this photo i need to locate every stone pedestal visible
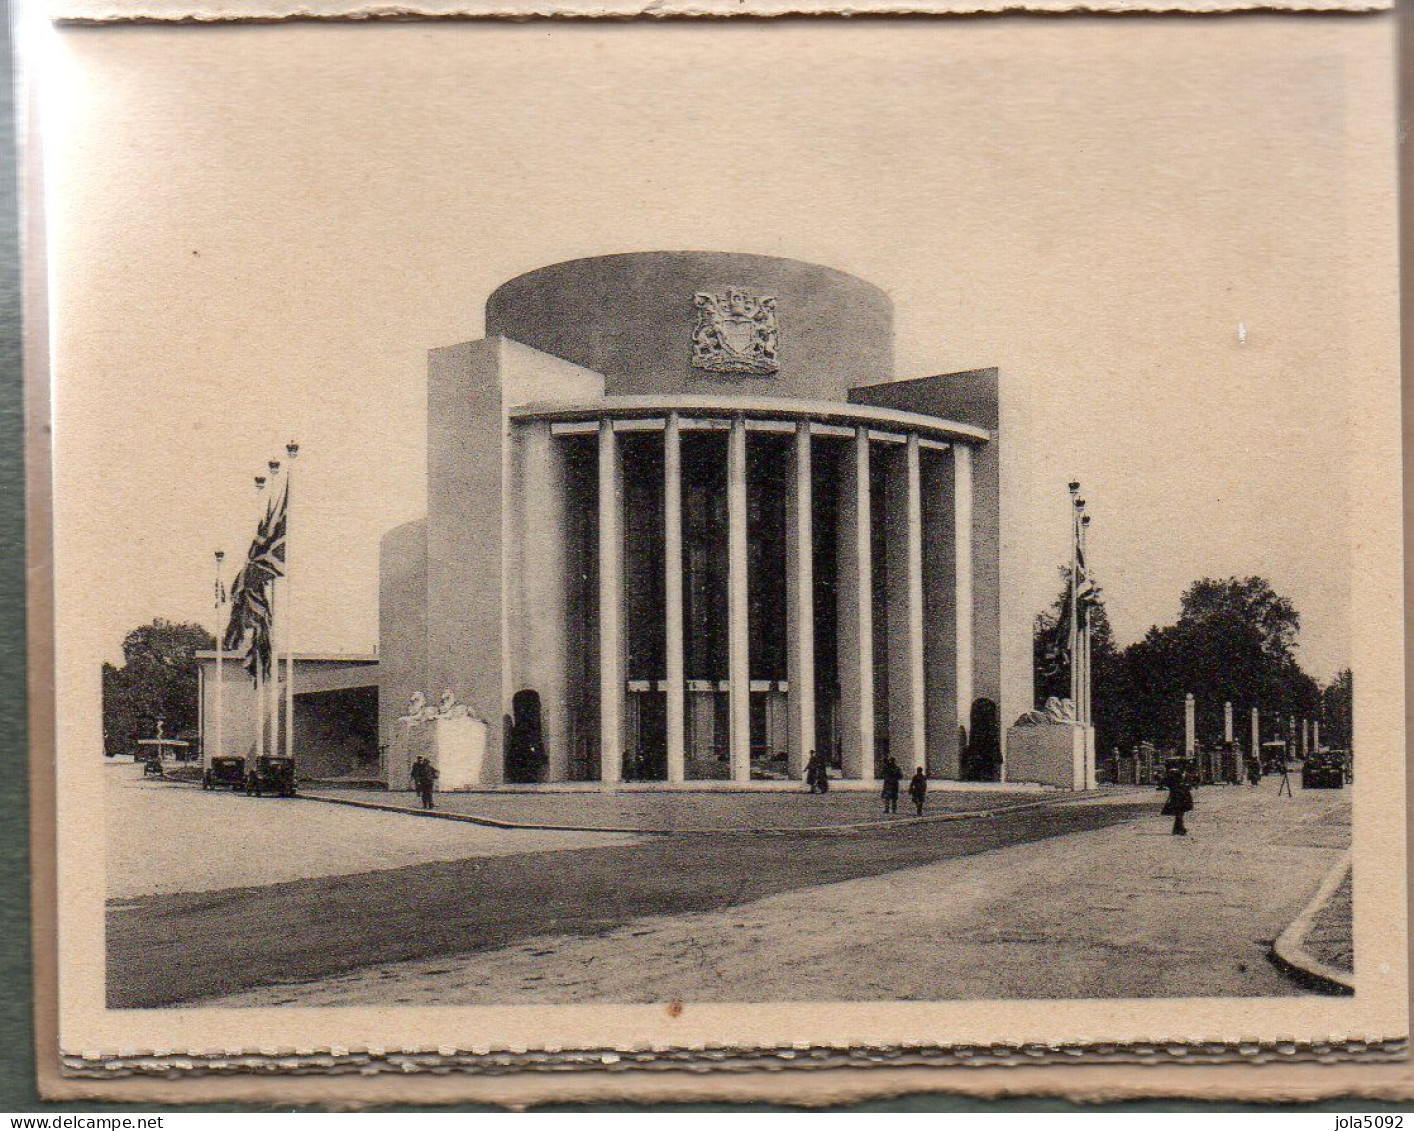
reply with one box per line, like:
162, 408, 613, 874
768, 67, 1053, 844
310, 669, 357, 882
389, 715, 488, 791
1004, 723, 1095, 790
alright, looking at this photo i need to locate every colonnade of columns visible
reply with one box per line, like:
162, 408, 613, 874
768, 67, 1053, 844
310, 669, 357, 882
588, 412, 978, 785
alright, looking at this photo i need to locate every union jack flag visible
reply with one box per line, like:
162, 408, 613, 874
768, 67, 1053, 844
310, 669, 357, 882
222, 483, 287, 680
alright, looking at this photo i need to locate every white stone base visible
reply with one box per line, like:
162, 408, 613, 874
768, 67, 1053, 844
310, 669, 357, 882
1003, 724, 1096, 790
389, 716, 489, 791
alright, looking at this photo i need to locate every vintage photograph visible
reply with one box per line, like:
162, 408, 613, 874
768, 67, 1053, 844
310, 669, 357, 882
42, 14, 1404, 1067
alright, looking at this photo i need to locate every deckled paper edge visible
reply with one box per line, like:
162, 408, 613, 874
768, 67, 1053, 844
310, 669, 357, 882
46, 0, 1397, 25
56, 1039, 1413, 1078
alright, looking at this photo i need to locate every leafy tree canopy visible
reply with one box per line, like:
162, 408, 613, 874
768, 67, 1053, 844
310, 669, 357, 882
102, 618, 214, 757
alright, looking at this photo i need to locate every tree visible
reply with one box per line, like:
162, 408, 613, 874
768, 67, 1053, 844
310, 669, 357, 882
1320, 669, 1354, 750
101, 619, 215, 757
1106, 576, 1322, 751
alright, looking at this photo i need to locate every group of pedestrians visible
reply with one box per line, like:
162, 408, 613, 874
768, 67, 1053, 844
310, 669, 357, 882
881, 755, 929, 816
804, 750, 930, 817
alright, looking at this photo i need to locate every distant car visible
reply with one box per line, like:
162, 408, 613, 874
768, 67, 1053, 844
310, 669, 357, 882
141, 758, 163, 778
202, 756, 246, 791
245, 755, 297, 797
1302, 749, 1345, 789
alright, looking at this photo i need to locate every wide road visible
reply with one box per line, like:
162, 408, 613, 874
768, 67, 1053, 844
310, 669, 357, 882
106, 769, 1348, 1008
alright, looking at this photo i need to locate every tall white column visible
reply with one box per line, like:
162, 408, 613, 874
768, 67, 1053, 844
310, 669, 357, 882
1184, 692, 1196, 755
727, 417, 751, 783
853, 428, 875, 780
664, 413, 686, 784
1314, 720, 1321, 749
1224, 701, 1234, 744
1251, 706, 1260, 758
953, 444, 974, 739
785, 421, 815, 779
598, 419, 624, 784
905, 435, 927, 771
1302, 718, 1310, 757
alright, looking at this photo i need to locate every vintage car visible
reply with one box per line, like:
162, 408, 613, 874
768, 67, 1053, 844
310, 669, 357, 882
245, 755, 297, 797
1302, 749, 1345, 789
202, 755, 247, 791
141, 757, 163, 777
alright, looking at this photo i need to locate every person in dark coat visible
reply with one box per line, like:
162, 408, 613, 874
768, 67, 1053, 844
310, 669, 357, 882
411, 756, 438, 810
804, 750, 821, 793
907, 767, 928, 816
1158, 762, 1193, 835
881, 755, 903, 815
1246, 753, 1263, 788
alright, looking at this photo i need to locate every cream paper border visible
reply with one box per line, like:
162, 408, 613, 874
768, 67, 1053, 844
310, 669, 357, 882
33, 9, 1408, 1094
45, 0, 1397, 25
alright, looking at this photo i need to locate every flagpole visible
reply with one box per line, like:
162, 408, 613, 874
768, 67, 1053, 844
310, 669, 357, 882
213, 549, 225, 765
254, 474, 267, 762
1080, 512, 1091, 726
266, 458, 282, 759
1068, 482, 1080, 712
284, 441, 298, 762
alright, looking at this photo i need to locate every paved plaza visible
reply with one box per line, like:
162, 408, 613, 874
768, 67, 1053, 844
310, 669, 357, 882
305, 783, 1059, 833
105, 762, 638, 900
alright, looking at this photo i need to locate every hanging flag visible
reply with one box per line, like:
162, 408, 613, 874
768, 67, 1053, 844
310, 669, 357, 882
1074, 540, 1099, 627
220, 483, 287, 680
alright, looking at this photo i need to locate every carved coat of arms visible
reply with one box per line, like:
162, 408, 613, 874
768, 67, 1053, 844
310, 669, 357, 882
691, 287, 779, 375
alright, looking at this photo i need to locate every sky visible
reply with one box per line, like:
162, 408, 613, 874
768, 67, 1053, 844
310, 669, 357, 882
44, 18, 1399, 686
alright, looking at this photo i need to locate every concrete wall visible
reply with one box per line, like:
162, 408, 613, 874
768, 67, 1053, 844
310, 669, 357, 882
501, 339, 606, 780
199, 658, 258, 762
486, 252, 893, 401
1004, 724, 1088, 790
425, 339, 508, 782
378, 518, 427, 751
410, 336, 605, 784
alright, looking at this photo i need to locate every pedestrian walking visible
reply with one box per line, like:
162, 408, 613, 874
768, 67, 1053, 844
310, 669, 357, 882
411, 755, 438, 810
907, 767, 928, 816
1246, 753, 1262, 788
805, 750, 831, 794
881, 755, 903, 815
1158, 761, 1193, 836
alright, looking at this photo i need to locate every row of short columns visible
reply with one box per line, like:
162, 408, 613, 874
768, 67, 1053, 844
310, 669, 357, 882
597, 413, 975, 785
1181, 694, 1323, 755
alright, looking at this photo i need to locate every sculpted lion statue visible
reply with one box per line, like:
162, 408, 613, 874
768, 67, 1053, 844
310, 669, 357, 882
1012, 696, 1079, 727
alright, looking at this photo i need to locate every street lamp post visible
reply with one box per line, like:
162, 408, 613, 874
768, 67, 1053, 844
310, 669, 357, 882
213, 549, 225, 767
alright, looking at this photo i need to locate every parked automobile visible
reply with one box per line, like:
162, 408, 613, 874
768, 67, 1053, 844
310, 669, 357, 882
245, 755, 297, 797
1301, 748, 1345, 789
202, 755, 246, 791
141, 758, 163, 778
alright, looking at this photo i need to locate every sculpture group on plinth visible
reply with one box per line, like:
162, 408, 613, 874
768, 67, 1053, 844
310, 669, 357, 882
1005, 696, 1096, 790
398, 689, 481, 726
391, 688, 488, 791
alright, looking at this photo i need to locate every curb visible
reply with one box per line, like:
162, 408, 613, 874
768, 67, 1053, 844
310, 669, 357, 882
1269, 850, 1354, 996
297, 789, 1103, 837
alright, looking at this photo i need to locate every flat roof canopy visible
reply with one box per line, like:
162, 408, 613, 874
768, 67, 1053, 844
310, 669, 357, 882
508, 395, 991, 446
